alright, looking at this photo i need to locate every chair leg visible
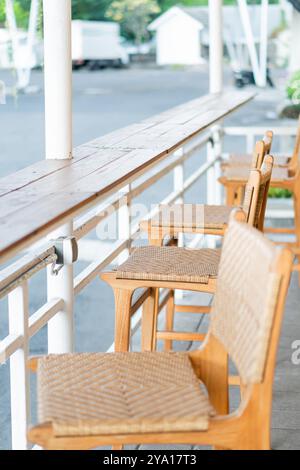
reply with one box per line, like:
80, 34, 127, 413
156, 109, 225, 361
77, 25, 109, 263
142, 288, 159, 351
113, 288, 134, 352
164, 291, 175, 351
226, 186, 237, 205
235, 186, 245, 206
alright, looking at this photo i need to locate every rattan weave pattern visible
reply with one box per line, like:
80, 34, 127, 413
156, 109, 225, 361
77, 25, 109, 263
146, 204, 234, 230
37, 352, 215, 436
116, 246, 221, 283
210, 218, 281, 384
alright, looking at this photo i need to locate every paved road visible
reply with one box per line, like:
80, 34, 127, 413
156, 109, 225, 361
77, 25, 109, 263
0, 66, 285, 176
0, 66, 294, 449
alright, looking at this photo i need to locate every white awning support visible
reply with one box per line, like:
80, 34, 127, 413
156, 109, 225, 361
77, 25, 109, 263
209, 0, 223, 94
43, 0, 72, 160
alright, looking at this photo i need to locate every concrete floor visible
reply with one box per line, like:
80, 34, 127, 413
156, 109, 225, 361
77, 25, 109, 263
0, 66, 299, 450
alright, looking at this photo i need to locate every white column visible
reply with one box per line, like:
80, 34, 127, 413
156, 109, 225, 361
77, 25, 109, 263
209, 0, 223, 94
9, 283, 30, 449
43, 0, 72, 159
237, 0, 263, 87
259, 0, 269, 88
290, 8, 300, 73
43, 0, 74, 353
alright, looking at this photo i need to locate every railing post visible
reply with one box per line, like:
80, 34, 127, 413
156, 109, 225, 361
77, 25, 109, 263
9, 282, 30, 449
118, 185, 131, 265
43, 0, 74, 353
206, 137, 216, 206
173, 148, 184, 300
47, 224, 74, 353
206, 136, 217, 248
212, 126, 222, 206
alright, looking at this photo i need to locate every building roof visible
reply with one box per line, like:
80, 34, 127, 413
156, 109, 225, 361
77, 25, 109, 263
149, 4, 283, 43
179, 7, 209, 29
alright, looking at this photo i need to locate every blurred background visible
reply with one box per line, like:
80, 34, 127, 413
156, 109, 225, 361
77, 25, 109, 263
1, 1, 300, 177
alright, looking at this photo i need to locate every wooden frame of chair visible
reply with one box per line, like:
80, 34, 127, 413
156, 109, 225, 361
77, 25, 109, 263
100, 156, 274, 354
219, 138, 271, 206
221, 126, 300, 282
221, 129, 273, 170
27, 215, 293, 450
141, 141, 270, 246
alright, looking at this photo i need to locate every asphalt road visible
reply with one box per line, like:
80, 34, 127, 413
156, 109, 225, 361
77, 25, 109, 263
0, 66, 285, 176
0, 66, 291, 449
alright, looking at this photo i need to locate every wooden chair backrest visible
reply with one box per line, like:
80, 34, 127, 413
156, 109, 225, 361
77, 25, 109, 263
263, 130, 273, 156
210, 213, 292, 386
242, 155, 274, 231
251, 132, 273, 169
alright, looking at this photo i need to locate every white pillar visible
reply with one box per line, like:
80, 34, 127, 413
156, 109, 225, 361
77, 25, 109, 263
259, 0, 269, 88
43, 0, 72, 159
290, 8, 300, 73
209, 0, 223, 94
43, 0, 74, 353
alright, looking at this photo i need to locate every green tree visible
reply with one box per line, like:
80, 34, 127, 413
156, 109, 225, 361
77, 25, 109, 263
106, 0, 160, 44
0, 0, 29, 28
72, 0, 111, 20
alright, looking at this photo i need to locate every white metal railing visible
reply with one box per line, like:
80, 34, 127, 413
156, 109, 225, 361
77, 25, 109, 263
0, 124, 296, 449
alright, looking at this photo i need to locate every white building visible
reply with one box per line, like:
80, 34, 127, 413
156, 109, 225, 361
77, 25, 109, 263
149, 4, 283, 67
148, 6, 208, 65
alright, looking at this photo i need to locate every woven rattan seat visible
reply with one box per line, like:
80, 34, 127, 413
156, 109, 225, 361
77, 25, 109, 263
37, 352, 215, 437
145, 204, 234, 231
116, 246, 221, 283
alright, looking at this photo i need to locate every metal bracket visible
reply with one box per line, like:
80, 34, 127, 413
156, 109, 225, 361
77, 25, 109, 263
50, 236, 78, 276
208, 136, 215, 147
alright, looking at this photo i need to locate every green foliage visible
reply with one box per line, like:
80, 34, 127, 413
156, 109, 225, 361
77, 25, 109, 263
269, 188, 292, 198
287, 70, 300, 103
0, 0, 30, 28
72, 0, 111, 20
106, 0, 160, 44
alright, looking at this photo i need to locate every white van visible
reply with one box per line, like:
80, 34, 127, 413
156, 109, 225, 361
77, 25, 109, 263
72, 20, 129, 69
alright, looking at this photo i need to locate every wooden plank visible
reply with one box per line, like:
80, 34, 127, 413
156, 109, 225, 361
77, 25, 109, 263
0, 144, 98, 198
0, 91, 255, 262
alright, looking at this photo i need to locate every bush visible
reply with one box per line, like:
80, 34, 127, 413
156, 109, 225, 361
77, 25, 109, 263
268, 188, 292, 198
